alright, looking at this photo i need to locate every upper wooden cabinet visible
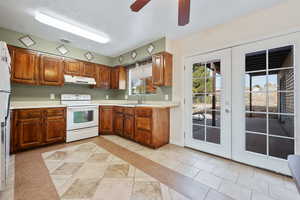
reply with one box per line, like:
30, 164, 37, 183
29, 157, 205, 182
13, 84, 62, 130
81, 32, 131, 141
81, 62, 96, 78
95, 65, 111, 89
111, 66, 127, 90
39, 55, 64, 86
152, 52, 173, 86
9, 46, 39, 85
64, 59, 82, 76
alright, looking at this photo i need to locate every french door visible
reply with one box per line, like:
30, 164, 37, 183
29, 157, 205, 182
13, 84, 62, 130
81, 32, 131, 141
184, 49, 232, 159
185, 33, 300, 174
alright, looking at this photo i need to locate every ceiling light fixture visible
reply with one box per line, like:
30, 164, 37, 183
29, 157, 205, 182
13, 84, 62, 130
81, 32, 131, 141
35, 11, 110, 44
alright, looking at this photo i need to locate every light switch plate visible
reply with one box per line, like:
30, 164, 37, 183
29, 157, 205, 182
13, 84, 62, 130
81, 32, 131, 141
164, 94, 169, 101
105, 95, 109, 100
125, 95, 128, 100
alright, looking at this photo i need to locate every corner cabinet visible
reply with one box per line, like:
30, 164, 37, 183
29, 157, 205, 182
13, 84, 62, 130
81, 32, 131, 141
152, 52, 173, 86
39, 55, 64, 86
9, 46, 39, 85
11, 108, 66, 153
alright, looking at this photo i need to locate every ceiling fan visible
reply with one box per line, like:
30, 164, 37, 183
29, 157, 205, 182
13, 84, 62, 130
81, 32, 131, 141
130, 0, 190, 26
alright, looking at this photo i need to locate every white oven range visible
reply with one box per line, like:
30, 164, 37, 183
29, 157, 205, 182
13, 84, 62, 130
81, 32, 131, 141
61, 94, 99, 142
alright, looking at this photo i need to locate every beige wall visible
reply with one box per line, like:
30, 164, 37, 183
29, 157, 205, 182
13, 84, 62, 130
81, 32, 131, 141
168, 0, 300, 146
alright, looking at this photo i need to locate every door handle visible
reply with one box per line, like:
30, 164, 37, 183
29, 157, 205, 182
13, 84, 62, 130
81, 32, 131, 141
225, 109, 230, 113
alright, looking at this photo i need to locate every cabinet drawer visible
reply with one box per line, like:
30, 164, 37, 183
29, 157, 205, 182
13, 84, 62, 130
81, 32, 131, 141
136, 116, 152, 132
124, 107, 135, 115
45, 108, 65, 118
18, 109, 42, 119
135, 108, 152, 117
114, 106, 124, 113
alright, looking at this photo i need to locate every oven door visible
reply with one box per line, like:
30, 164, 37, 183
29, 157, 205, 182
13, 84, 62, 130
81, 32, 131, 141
67, 106, 99, 131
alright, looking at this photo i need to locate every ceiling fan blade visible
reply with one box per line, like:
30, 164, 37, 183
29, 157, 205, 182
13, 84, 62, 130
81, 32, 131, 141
130, 0, 151, 12
178, 0, 190, 26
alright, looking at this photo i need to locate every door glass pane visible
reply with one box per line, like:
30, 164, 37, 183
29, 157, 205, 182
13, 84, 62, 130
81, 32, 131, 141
245, 45, 295, 160
268, 69, 294, 91
74, 111, 94, 123
192, 60, 222, 144
269, 136, 294, 159
206, 127, 220, 144
206, 93, 220, 111
269, 114, 294, 137
245, 113, 267, 133
268, 91, 294, 113
246, 133, 267, 155
245, 73, 267, 92
193, 63, 206, 78
269, 45, 293, 69
206, 111, 221, 127
246, 50, 267, 72
245, 92, 267, 112
193, 125, 205, 141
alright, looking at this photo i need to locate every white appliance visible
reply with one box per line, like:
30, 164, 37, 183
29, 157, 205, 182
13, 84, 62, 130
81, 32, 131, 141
64, 75, 96, 85
0, 41, 11, 191
61, 94, 99, 142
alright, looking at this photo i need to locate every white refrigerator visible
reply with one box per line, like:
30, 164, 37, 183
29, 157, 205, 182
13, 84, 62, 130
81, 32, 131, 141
0, 41, 11, 191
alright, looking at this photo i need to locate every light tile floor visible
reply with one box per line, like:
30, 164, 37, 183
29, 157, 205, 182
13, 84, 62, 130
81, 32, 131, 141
42, 142, 190, 200
104, 135, 300, 200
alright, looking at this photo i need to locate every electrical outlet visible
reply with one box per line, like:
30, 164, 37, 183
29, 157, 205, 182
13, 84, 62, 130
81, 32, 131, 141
125, 95, 128, 100
105, 95, 109, 100
164, 94, 169, 101
50, 93, 55, 100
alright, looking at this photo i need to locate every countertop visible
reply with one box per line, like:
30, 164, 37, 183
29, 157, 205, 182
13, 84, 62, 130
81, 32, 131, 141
10, 100, 180, 110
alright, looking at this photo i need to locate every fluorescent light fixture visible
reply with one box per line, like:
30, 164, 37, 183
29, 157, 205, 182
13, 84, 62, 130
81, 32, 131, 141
35, 11, 110, 44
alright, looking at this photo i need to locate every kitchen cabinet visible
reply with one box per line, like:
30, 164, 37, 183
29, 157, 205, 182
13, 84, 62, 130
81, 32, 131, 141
113, 107, 124, 136
135, 107, 170, 148
44, 108, 66, 144
99, 106, 114, 134
96, 65, 111, 89
9, 46, 39, 85
81, 62, 96, 78
64, 59, 82, 76
123, 108, 135, 140
152, 52, 173, 86
39, 55, 64, 86
111, 66, 127, 90
11, 108, 66, 153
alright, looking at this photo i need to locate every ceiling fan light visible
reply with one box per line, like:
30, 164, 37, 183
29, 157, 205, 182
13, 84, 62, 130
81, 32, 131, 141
35, 11, 110, 44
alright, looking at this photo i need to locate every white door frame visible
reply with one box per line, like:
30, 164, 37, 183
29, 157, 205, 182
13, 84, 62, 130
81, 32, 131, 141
184, 49, 232, 159
231, 32, 300, 175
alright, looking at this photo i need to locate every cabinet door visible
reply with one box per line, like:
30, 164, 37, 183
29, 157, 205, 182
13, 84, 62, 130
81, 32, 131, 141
96, 65, 111, 89
100, 106, 114, 134
10, 46, 39, 85
64, 59, 82, 76
152, 54, 164, 86
118, 66, 127, 90
135, 116, 152, 146
110, 67, 119, 89
82, 62, 96, 77
124, 115, 135, 139
44, 108, 66, 143
40, 55, 64, 86
17, 118, 43, 150
114, 112, 124, 136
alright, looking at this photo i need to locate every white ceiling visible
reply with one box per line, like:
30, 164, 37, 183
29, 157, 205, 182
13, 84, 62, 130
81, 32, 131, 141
0, 0, 284, 57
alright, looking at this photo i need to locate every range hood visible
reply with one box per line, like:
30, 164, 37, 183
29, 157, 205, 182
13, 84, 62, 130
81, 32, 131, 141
64, 75, 96, 85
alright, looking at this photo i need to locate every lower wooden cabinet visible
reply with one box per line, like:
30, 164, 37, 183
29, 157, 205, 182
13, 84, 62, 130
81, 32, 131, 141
11, 108, 66, 153
99, 106, 114, 134
100, 106, 170, 148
